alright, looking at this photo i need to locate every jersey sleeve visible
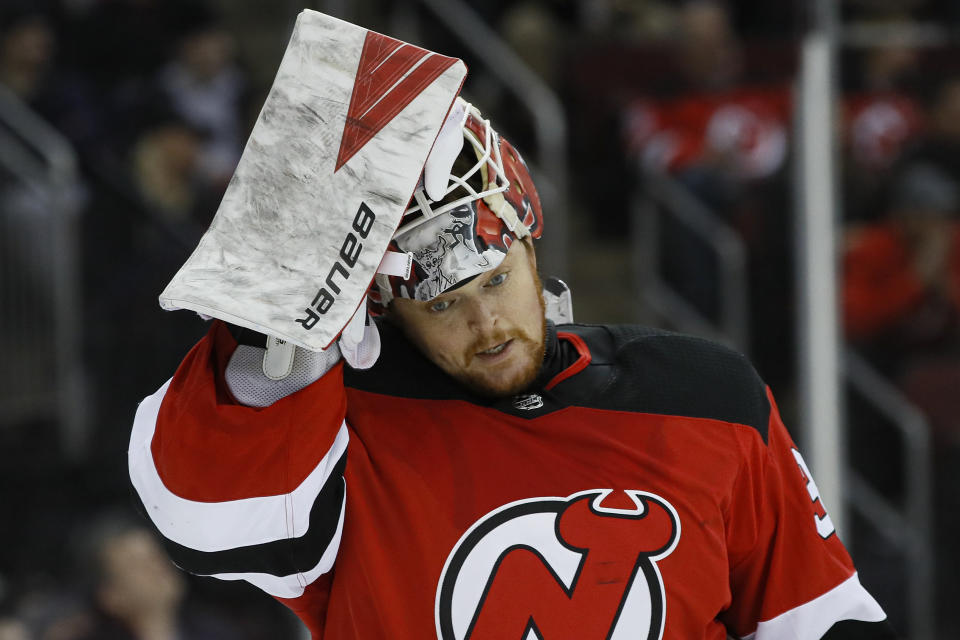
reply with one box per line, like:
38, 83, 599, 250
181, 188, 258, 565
720, 387, 892, 639
128, 320, 346, 638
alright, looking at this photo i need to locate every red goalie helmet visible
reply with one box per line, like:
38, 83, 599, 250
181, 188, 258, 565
369, 98, 543, 312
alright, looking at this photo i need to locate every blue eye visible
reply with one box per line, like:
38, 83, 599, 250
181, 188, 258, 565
430, 299, 453, 313
486, 272, 508, 287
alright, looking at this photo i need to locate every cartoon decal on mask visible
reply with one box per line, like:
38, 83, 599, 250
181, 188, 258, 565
395, 204, 508, 301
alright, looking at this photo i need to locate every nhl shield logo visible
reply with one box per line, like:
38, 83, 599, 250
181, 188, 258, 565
512, 393, 544, 410
435, 489, 681, 639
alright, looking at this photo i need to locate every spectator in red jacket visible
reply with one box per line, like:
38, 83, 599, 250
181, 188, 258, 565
843, 161, 960, 353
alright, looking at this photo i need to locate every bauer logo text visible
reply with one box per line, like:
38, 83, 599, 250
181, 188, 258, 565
296, 202, 376, 330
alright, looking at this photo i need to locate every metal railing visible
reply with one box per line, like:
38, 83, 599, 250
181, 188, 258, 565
631, 169, 935, 639
844, 349, 934, 640
631, 170, 750, 353
0, 85, 87, 459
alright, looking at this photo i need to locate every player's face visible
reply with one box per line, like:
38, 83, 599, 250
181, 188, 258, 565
391, 239, 546, 398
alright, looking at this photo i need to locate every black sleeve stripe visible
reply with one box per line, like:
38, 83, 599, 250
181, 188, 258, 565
820, 619, 899, 639
133, 450, 347, 578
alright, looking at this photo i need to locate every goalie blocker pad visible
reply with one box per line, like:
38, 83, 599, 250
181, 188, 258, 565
159, 9, 467, 351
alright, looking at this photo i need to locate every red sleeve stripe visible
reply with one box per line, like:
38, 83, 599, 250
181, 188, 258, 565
545, 331, 592, 391
741, 573, 886, 640
155, 322, 348, 502
129, 379, 349, 552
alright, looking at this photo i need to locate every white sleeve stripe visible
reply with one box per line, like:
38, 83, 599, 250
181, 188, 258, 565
741, 572, 886, 640
209, 485, 347, 599
128, 379, 349, 552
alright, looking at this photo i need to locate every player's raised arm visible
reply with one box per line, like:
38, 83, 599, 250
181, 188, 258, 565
128, 9, 465, 637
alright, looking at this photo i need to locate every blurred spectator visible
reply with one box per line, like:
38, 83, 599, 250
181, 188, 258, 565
79, 106, 213, 472
156, 7, 248, 189
843, 75, 960, 362
619, 0, 795, 384
0, 590, 30, 640
859, 43, 921, 94
499, 2, 567, 90
843, 154, 960, 504
0, 2, 103, 158
843, 162, 960, 354
456, 1, 571, 155
621, 0, 794, 277
568, 0, 797, 243
575, 0, 676, 41
59, 5, 232, 459
909, 74, 960, 187
0, 4, 55, 102
1, 575, 94, 640
62, 0, 206, 94
622, 1, 791, 193
130, 108, 220, 227
60, 512, 237, 640
841, 43, 926, 223
675, 0, 743, 93
843, 46, 923, 171
0, 618, 29, 640
55, 0, 234, 165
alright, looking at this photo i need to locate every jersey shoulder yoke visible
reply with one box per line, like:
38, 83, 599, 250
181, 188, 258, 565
567, 324, 772, 442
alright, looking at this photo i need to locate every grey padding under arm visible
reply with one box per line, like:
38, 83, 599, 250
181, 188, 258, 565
225, 343, 342, 408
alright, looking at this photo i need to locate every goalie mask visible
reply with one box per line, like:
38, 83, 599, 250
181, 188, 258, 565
369, 98, 543, 312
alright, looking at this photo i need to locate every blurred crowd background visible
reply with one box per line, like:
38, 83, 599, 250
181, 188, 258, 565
1, 0, 959, 638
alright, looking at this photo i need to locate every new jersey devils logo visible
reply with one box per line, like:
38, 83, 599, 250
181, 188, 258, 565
435, 490, 681, 639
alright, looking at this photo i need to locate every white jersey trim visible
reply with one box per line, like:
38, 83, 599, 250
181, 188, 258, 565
211, 487, 346, 598
128, 378, 349, 552
741, 572, 886, 640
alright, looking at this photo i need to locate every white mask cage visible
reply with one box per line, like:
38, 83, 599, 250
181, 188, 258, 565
395, 100, 510, 243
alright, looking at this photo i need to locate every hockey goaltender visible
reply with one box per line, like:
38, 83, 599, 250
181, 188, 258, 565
129, 9, 896, 640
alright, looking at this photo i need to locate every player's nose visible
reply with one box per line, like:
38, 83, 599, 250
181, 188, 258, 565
463, 296, 498, 333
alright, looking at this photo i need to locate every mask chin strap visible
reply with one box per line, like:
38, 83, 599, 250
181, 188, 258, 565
377, 250, 413, 279
372, 249, 414, 308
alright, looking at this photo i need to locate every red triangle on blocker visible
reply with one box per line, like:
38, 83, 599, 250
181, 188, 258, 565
335, 31, 458, 172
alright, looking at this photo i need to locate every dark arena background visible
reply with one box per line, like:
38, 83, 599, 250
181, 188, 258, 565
1, 1, 958, 638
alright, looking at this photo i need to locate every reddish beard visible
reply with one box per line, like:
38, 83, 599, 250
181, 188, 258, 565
458, 274, 547, 398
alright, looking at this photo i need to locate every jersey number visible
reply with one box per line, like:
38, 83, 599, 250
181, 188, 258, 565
791, 448, 836, 539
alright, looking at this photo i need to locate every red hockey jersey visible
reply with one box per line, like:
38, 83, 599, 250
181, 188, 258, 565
129, 320, 888, 639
